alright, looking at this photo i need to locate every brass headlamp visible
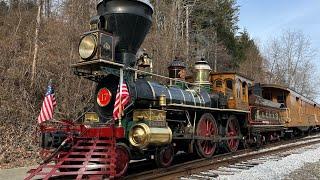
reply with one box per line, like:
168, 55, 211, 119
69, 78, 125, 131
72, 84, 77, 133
78, 30, 114, 61
79, 34, 97, 60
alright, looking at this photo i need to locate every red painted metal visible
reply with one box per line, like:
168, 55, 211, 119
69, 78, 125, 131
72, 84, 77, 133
97, 88, 112, 107
81, 126, 125, 139
115, 144, 130, 177
155, 145, 174, 168
40, 122, 125, 139
226, 118, 240, 152
25, 122, 120, 179
114, 126, 125, 138
196, 114, 218, 158
25, 137, 116, 180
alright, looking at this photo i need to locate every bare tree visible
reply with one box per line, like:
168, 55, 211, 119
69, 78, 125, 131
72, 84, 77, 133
183, 0, 197, 63
264, 30, 318, 98
0, 0, 97, 168
44, 0, 51, 18
31, 0, 43, 87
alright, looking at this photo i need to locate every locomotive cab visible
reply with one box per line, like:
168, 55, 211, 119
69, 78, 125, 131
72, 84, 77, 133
210, 72, 253, 111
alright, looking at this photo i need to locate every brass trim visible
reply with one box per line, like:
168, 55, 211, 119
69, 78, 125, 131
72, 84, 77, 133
129, 123, 151, 148
159, 94, 167, 107
197, 92, 205, 107
146, 81, 156, 100
179, 89, 186, 104
129, 123, 172, 149
167, 87, 173, 104
188, 90, 196, 106
133, 109, 166, 122
84, 112, 100, 123
79, 34, 98, 60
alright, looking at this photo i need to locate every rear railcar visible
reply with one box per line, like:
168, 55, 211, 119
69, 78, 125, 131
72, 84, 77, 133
259, 84, 320, 135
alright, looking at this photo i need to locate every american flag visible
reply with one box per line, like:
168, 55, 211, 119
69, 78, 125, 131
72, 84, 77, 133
38, 82, 57, 124
113, 82, 130, 120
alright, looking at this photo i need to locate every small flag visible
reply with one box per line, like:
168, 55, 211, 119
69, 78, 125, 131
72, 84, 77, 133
113, 82, 130, 120
38, 81, 57, 124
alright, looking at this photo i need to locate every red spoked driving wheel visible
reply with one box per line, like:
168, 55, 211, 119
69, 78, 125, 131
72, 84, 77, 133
115, 143, 130, 177
225, 116, 240, 152
195, 113, 218, 158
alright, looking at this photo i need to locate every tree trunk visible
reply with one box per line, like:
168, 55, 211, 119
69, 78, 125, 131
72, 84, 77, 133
185, 5, 189, 63
45, 0, 50, 18
31, 0, 43, 87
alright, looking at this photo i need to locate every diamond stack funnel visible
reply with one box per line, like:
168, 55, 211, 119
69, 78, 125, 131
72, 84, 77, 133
97, 0, 153, 66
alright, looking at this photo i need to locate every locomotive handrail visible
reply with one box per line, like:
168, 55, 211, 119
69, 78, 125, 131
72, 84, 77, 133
72, 104, 95, 123
71, 59, 203, 92
126, 67, 201, 88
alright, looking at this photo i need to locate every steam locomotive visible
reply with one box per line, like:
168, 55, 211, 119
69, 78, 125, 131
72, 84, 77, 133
33, 0, 320, 178
72, 0, 243, 169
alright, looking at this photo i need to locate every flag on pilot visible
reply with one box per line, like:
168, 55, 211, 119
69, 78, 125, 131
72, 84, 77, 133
38, 80, 57, 124
113, 82, 130, 120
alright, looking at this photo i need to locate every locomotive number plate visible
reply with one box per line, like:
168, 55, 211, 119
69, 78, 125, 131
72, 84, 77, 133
147, 121, 167, 128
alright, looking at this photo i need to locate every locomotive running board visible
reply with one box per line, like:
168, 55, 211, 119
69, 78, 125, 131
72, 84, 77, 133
167, 103, 250, 113
24, 137, 116, 180
71, 59, 124, 81
71, 59, 124, 69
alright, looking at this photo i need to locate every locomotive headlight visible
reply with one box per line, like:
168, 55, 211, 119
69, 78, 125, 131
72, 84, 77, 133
79, 34, 97, 60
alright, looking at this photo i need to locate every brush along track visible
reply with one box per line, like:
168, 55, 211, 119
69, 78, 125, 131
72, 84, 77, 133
125, 134, 320, 180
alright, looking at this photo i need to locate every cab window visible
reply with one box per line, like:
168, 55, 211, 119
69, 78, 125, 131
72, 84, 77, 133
215, 80, 222, 88
226, 79, 233, 90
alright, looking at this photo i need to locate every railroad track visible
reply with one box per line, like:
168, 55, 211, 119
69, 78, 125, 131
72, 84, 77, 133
125, 134, 320, 180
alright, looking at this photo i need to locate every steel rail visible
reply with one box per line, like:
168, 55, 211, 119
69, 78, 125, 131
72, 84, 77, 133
125, 134, 320, 180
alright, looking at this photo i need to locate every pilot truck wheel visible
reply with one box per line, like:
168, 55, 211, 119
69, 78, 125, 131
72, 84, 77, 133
115, 143, 130, 177
155, 144, 174, 168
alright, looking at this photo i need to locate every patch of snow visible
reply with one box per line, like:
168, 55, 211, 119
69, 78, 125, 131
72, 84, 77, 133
218, 144, 320, 180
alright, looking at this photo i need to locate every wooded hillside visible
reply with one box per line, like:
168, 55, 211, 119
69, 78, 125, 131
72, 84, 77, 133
0, 0, 318, 168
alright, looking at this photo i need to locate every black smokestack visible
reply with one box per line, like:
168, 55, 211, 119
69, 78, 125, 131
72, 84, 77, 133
97, 0, 153, 66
